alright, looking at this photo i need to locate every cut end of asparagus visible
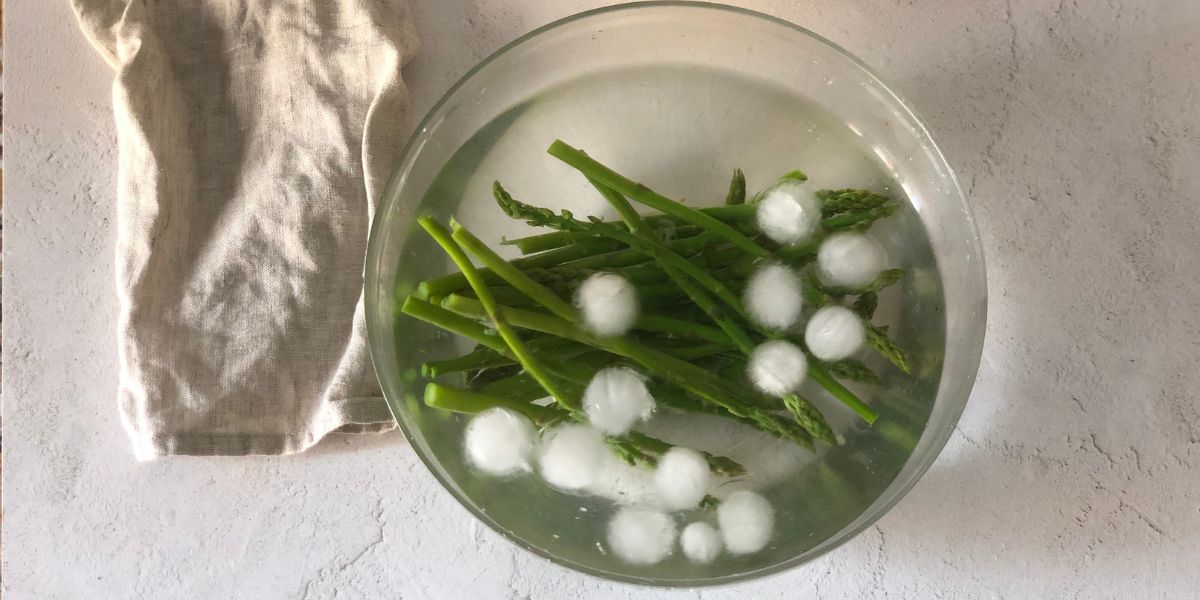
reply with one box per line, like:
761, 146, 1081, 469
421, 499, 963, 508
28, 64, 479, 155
423, 382, 487, 414
416, 215, 441, 232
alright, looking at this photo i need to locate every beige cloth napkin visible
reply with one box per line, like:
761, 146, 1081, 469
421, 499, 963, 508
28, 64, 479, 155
72, 1, 419, 459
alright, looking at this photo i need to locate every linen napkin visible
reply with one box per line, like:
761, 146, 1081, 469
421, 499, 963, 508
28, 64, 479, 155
71, 0, 419, 459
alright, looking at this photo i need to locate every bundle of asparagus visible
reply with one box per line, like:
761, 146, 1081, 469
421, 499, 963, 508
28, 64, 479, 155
401, 139, 910, 480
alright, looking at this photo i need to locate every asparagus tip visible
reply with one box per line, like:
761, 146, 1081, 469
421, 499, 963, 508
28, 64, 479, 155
781, 169, 808, 182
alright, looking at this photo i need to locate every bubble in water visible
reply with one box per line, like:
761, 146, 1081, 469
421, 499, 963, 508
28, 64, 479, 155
823, 76, 834, 85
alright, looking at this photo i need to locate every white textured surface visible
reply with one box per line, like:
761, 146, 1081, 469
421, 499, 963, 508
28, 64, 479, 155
5, 0, 1200, 597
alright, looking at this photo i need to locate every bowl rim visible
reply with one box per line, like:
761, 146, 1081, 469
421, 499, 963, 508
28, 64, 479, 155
365, 0, 987, 588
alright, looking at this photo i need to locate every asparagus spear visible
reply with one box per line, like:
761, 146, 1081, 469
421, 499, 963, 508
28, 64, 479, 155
419, 228, 721, 299
822, 359, 882, 385
589, 178, 757, 354
409, 151, 911, 463
428, 380, 746, 475
415, 283, 750, 474
503, 223, 703, 255
440, 294, 814, 449
423, 335, 586, 379
634, 314, 730, 342
608, 431, 745, 476
548, 140, 772, 258
401, 296, 508, 354
494, 187, 892, 257
502, 180, 873, 428
822, 203, 899, 231
424, 382, 564, 424
450, 221, 578, 322
419, 217, 578, 412
415, 238, 620, 299
868, 325, 912, 374
422, 345, 515, 378
589, 177, 836, 444
472, 338, 735, 399
817, 188, 892, 215
725, 169, 747, 205
495, 182, 749, 320
852, 292, 879, 319
431, 218, 784, 467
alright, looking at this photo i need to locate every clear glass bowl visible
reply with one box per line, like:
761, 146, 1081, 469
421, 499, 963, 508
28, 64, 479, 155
365, 2, 986, 587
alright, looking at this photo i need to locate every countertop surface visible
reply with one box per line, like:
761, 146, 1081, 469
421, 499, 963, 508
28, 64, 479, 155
5, 1, 1200, 598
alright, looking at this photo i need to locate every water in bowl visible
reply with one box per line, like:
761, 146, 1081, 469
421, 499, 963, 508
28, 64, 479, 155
390, 64, 944, 582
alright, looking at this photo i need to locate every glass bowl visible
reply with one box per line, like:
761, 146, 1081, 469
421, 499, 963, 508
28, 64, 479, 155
365, 1, 986, 587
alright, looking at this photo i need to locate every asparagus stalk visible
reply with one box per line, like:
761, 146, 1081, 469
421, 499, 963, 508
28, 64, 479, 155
504, 180, 869, 430
401, 296, 509, 355
423, 335, 588, 379
424, 382, 564, 424
450, 220, 578, 322
474, 338, 735, 398
597, 178, 836, 443
548, 140, 772, 258
427, 340, 749, 475
415, 238, 621, 299
822, 359, 882, 385
430, 378, 746, 475
806, 363, 877, 424
503, 223, 703, 255
440, 294, 813, 448
608, 431, 745, 476
410, 154, 910, 461
476, 345, 728, 404
419, 217, 579, 412
422, 346, 514, 378
495, 182, 749, 320
502, 230, 593, 254
589, 178, 758, 355
634, 314, 730, 342
493, 187, 892, 258
595, 178, 836, 451
478, 373, 557, 403
421, 226, 728, 300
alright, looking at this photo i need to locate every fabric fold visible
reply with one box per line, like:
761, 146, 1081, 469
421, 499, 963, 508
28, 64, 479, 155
71, 0, 418, 459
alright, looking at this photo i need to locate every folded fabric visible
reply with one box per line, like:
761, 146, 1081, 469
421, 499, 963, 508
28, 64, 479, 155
71, 0, 419, 459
